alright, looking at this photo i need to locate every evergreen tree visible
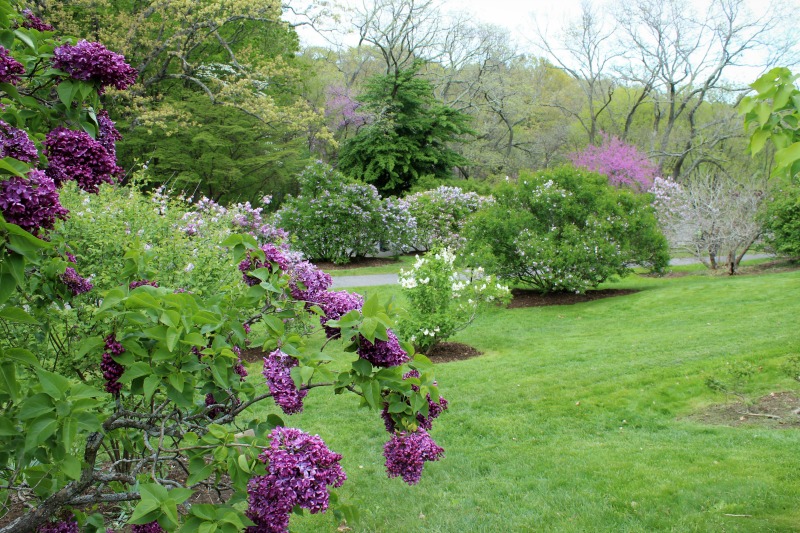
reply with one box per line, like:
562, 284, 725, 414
338, 64, 472, 196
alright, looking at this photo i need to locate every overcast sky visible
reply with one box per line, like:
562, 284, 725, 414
292, 0, 796, 84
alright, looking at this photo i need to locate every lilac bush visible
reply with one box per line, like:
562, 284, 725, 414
44, 126, 123, 193
405, 186, 493, 251
570, 133, 657, 191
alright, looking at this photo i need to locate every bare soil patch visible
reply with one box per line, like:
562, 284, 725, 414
508, 288, 639, 309
687, 392, 800, 429
424, 342, 483, 363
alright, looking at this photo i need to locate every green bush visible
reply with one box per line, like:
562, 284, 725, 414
463, 167, 669, 293
275, 162, 414, 263
762, 186, 800, 258
405, 186, 493, 251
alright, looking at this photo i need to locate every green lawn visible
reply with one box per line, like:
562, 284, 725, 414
323, 254, 417, 277
247, 269, 800, 532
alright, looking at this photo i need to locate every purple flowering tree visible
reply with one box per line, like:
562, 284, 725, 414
570, 133, 658, 191
0, 7, 448, 533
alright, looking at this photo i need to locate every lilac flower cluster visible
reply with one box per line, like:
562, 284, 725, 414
406, 186, 494, 250
100, 335, 124, 395
288, 261, 332, 301
21, 9, 54, 31
246, 427, 346, 533
97, 110, 122, 155
130, 522, 164, 533
0, 170, 68, 235
313, 290, 363, 338
356, 330, 410, 368
60, 266, 93, 295
52, 40, 137, 93
0, 46, 24, 85
263, 349, 307, 415
37, 517, 79, 533
239, 243, 289, 286
232, 345, 248, 380
381, 370, 448, 432
205, 393, 223, 419
44, 127, 122, 193
129, 279, 158, 289
0, 120, 38, 163
383, 429, 444, 485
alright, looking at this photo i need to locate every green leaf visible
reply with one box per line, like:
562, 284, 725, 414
143, 374, 160, 403
18, 393, 53, 420
748, 128, 770, 155
0, 361, 19, 402
237, 454, 250, 473
0, 416, 17, 436
56, 80, 78, 108
24, 416, 57, 451
0, 273, 16, 304
0, 157, 29, 177
61, 454, 82, 480
35, 368, 70, 399
362, 294, 380, 317
186, 462, 215, 486
352, 358, 372, 376
0, 307, 39, 324
774, 141, 800, 173
0, 30, 13, 49
3, 347, 38, 366
76, 336, 105, 358
167, 372, 184, 392
13, 29, 36, 52
166, 326, 180, 352
117, 362, 151, 384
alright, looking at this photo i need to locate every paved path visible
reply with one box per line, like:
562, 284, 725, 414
329, 254, 775, 289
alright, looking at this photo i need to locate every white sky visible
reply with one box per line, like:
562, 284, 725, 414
292, 0, 797, 85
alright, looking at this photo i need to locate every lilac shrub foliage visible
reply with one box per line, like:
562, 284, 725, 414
404, 186, 494, 251
275, 162, 416, 264
0, 7, 447, 532
570, 134, 658, 191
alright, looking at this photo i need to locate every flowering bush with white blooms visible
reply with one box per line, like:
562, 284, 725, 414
404, 186, 494, 251
276, 162, 416, 263
463, 167, 669, 293
397, 248, 510, 352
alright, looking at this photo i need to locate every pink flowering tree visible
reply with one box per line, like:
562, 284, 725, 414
0, 5, 447, 532
570, 133, 657, 191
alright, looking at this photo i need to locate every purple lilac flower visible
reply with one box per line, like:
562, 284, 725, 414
101, 335, 124, 395
205, 393, 223, 419
0, 120, 38, 163
239, 243, 289, 286
37, 517, 79, 533
129, 279, 158, 289
233, 345, 248, 380
52, 40, 137, 93
314, 290, 363, 338
246, 427, 346, 533
383, 429, 444, 485
130, 523, 164, 533
0, 170, 68, 235
60, 266, 93, 295
44, 127, 122, 192
21, 9, 54, 31
381, 369, 448, 432
357, 329, 410, 368
0, 46, 24, 85
263, 349, 307, 415
96, 110, 122, 154
288, 261, 332, 301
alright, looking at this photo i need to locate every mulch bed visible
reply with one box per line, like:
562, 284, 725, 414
686, 392, 800, 429
424, 342, 483, 363
508, 288, 639, 308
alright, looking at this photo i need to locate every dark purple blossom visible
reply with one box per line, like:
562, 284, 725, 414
233, 345, 248, 380
0, 120, 38, 163
101, 334, 124, 395
239, 243, 289, 286
383, 429, 444, 485
0, 46, 24, 85
52, 40, 137, 93
381, 369, 448, 432
21, 9, 54, 31
60, 266, 92, 295
246, 427, 346, 533
37, 517, 79, 533
314, 290, 363, 338
96, 109, 122, 155
263, 349, 307, 415
0, 169, 68, 235
205, 393, 223, 419
357, 329, 410, 368
130, 523, 164, 533
288, 261, 332, 301
129, 279, 158, 289
44, 127, 122, 192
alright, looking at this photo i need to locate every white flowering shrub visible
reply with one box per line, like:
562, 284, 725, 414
405, 186, 494, 251
276, 162, 416, 263
397, 248, 510, 353
463, 167, 669, 293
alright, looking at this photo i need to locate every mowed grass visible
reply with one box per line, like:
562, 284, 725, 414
247, 269, 800, 532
